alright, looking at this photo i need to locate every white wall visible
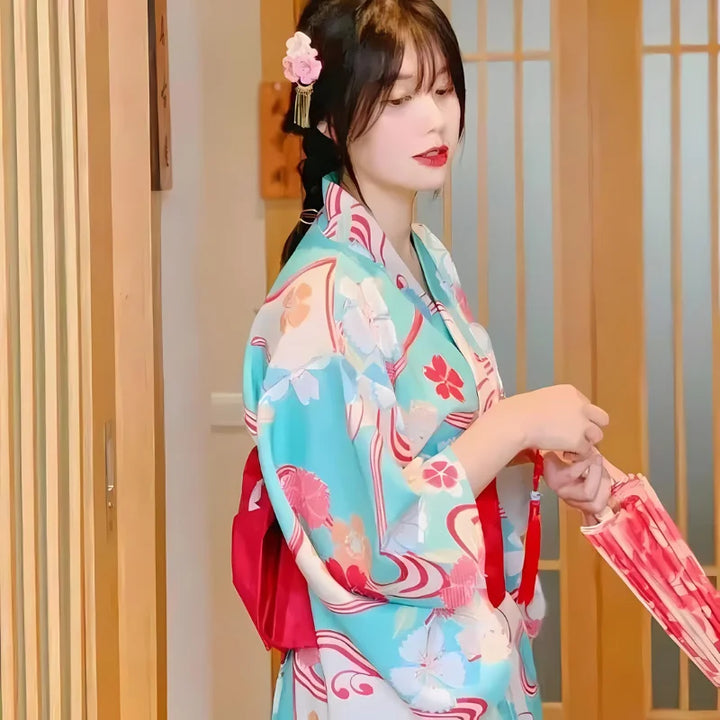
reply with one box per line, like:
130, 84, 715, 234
161, 0, 271, 717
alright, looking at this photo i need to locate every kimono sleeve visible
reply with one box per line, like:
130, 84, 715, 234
246, 349, 488, 612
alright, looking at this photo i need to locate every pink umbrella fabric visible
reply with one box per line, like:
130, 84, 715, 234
581, 471, 720, 687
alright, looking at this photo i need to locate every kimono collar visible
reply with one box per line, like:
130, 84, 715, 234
319, 175, 432, 307
318, 175, 493, 395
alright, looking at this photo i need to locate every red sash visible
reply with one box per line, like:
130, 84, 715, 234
231, 448, 542, 650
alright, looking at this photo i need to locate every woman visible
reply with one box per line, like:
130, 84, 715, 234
242, 1, 611, 717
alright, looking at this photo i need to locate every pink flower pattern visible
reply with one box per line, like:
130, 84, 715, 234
279, 466, 332, 530
441, 556, 481, 610
454, 286, 474, 324
422, 460, 461, 492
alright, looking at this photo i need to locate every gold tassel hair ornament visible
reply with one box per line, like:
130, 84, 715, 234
282, 31, 323, 129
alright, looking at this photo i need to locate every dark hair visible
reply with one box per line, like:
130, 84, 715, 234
281, 0, 466, 265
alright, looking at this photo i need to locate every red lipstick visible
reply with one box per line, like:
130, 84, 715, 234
413, 145, 449, 167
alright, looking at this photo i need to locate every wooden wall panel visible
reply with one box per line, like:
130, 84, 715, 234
14, 0, 43, 712
0, 0, 19, 715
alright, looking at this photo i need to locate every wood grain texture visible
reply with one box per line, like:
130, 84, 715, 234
554, 1, 601, 717
0, 0, 19, 715
589, 0, 647, 716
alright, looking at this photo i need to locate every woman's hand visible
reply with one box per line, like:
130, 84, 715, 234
454, 386, 609, 499
506, 384, 609, 457
543, 449, 612, 523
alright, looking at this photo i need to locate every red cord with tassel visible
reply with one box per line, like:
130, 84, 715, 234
517, 451, 544, 606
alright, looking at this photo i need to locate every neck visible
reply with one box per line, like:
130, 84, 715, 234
341, 173, 415, 257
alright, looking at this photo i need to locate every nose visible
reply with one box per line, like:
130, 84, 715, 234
419, 92, 445, 134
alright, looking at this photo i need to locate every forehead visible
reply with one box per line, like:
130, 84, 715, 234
396, 41, 449, 84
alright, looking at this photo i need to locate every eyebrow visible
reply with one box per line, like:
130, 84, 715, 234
396, 68, 451, 82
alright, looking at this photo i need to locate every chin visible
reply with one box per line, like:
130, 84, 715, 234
378, 167, 450, 196
411, 170, 450, 193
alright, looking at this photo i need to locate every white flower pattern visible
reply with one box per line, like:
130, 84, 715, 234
390, 623, 466, 712
452, 595, 513, 663
340, 277, 399, 360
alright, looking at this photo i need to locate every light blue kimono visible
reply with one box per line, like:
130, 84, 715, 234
243, 176, 546, 719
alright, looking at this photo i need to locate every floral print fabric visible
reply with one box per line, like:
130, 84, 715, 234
243, 176, 546, 719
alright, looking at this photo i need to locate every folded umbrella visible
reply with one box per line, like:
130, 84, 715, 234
582, 471, 720, 687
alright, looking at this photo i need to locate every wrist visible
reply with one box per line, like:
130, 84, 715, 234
487, 394, 530, 457
497, 393, 534, 452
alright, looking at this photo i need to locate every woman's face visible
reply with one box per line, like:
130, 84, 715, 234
347, 44, 462, 197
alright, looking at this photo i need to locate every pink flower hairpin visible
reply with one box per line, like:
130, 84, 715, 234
282, 31, 322, 129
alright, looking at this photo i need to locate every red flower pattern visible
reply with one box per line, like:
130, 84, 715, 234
423, 355, 465, 402
325, 559, 385, 602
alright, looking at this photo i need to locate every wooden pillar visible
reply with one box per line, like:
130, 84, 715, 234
588, 0, 647, 717
554, 0, 601, 717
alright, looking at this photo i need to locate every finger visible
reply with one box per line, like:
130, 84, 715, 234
565, 456, 596, 478
577, 476, 612, 515
582, 462, 603, 501
593, 479, 612, 513
564, 444, 602, 464
572, 438, 593, 457
556, 477, 590, 503
544, 455, 587, 493
558, 462, 603, 503
571, 385, 589, 403
585, 424, 604, 446
563, 449, 589, 464
585, 404, 610, 427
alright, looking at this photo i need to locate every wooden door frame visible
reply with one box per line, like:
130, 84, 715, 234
554, 0, 601, 717
102, 0, 168, 717
588, 0, 647, 717
557, 4, 647, 718
76, 0, 122, 715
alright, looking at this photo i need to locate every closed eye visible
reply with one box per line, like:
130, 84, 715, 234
388, 95, 413, 107
435, 86, 454, 97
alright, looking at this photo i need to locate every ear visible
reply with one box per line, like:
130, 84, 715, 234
317, 120, 336, 142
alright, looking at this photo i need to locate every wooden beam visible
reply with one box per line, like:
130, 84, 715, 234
14, 0, 43, 712
57, 0, 86, 711
588, 0, 647, 716
74, 0, 122, 714
554, 0, 600, 717
0, 1, 19, 716
36, 0, 64, 713
148, 0, 172, 191
105, 0, 165, 717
